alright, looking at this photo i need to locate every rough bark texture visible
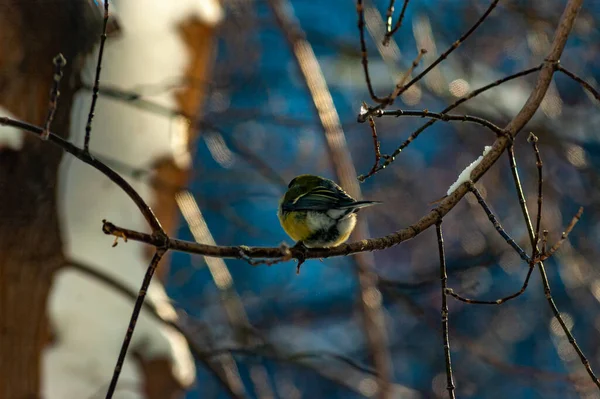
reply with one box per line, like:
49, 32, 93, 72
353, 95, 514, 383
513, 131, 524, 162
0, 1, 100, 397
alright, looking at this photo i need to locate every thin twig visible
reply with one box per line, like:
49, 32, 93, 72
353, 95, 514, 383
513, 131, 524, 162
83, 0, 110, 152
507, 145, 534, 251
383, 0, 396, 38
557, 65, 600, 102
535, 207, 583, 263
358, 104, 382, 182
541, 230, 549, 255
41, 54, 66, 140
537, 265, 600, 389
446, 261, 536, 305
377, 109, 507, 137
436, 222, 456, 399
361, 65, 542, 180
105, 249, 167, 399
389, 49, 427, 103
527, 133, 543, 255
359, 0, 501, 121
357, 0, 389, 103
469, 183, 531, 263
383, 0, 410, 46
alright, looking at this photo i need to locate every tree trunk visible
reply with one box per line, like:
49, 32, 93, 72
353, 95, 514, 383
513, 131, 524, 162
0, 1, 101, 397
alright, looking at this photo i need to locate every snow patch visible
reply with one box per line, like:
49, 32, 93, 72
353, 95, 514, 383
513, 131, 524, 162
446, 146, 492, 195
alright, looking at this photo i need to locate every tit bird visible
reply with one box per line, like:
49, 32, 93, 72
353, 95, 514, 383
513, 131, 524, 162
278, 174, 381, 248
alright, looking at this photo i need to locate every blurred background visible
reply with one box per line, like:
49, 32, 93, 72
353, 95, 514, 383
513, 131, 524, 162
2, 0, 600, 398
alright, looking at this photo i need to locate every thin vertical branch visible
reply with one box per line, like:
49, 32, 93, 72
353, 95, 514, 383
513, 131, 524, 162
269, 1, 393, 397
507, 141, 600, 390
357, 0, 389, 103
105, 249, 168, 399
536, 240, 598, 389
541, 230, 549, 255
41, 54, 66, 140
383, 0, 396, 37
383, 0, 410, 46
83, 0, 110, 152
359, 104, 382, 182
436, 222, 456, 399
507, 146, 534, 242
527, 133, 543, 255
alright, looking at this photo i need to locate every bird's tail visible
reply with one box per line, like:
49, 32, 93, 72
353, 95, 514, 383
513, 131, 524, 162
343, 200, 382, 211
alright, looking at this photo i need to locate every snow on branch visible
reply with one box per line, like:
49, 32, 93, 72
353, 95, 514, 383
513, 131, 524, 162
446, 146, 492, 196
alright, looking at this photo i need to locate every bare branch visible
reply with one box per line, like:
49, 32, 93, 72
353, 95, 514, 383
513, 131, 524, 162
445, 261, 536, 305
535, 207, 584, 263
105, 249, 167, 399
377, 109, 507, 137
527, 133, 544, 255
382, 0, 410, 46
469, 184, 531, 263
436, 222, 456, 399
557, 65, 600, 102
356, 0, 389, 103
41, 54, 66, 140
389, 48, 427, 103
83, 0, 110, 152
358, 105, 382, 182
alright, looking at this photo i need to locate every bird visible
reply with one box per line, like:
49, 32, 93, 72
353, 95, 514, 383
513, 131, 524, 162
278, 174, 381, 248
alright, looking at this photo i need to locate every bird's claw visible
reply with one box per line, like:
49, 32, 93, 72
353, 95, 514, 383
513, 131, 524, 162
293, 241, 308, 275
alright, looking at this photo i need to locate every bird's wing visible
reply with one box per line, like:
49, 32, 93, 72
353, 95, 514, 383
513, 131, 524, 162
285, 186, 355, 211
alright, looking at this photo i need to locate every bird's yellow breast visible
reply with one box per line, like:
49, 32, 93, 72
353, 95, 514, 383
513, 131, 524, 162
279, 211, 312, 242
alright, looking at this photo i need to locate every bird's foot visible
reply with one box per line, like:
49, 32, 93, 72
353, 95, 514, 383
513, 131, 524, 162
293, 241, 308, 274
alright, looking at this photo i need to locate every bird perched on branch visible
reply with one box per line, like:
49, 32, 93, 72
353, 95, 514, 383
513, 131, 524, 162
278, 174, 381, 248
